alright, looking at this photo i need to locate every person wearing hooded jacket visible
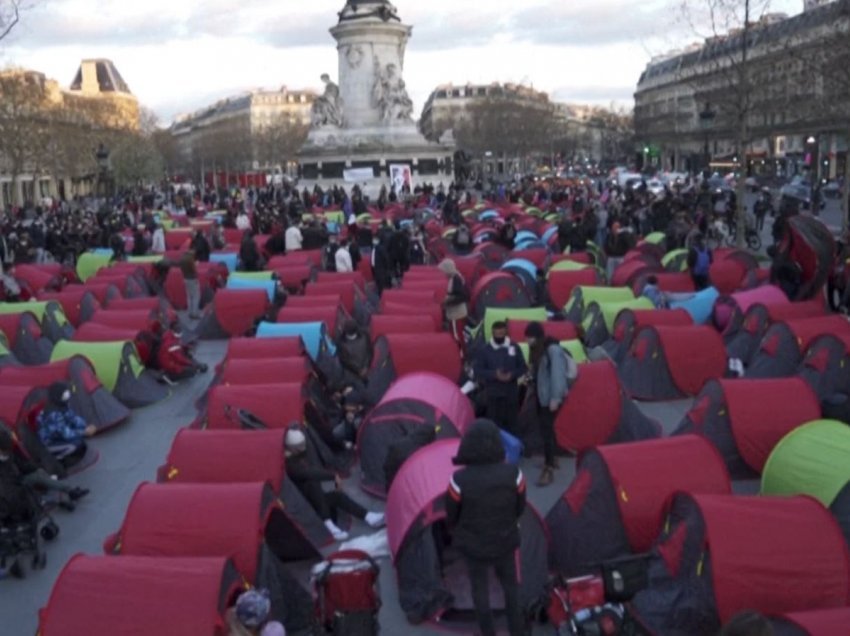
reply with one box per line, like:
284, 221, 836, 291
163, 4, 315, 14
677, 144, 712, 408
446, 419, 528, 636
473, 321, 527, 435
36, 382, 96, 465
524, 322, 573, 487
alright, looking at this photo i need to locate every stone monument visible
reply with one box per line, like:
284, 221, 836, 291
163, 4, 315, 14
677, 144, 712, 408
299, 0, 455, 193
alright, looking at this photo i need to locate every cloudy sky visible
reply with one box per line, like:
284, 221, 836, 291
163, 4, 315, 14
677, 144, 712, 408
0, 0, 802, 124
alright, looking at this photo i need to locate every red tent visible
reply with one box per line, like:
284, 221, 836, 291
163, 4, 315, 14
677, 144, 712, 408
621, 325, 727, 400
159, 429, 286, 491
276, 305, 344, 335
749, 315, 850, 379
709, 250, 760, 295
0, 356, 129, 431
218, 358, 310, 387
201, 383, 305, 430
445, 254, 488, 286
39, 555, 241, 636
512, 247, 548, 269
380, 300, 442, 329
268, 250, 322, 270
13, 264, 63, 295
37, 289, 100, 326
164, 229, 193, 251
195, 289, 270, 340
469, 272, 532, 321
72, 323, 154, 364
631, 271, 695, 295
105, 296, 176, 325
675, 378, 822, 476
103, 482, 278, 581
633, 495, 850, 631
285, 294, 342, 310
81, 282, 121, 305
372, 333, 461, 384
223, 337, 305, 364
0, 384, 46, 428
611, 259, 656, 288
271, 265, 315, 292
89, 273, 144, 298
0, 311, 52, 364
305, 281, 356, 314
547, 269, 602, 310
547, 435, 730, 575
315, 271, 367, 292
551, 360, 660, 452
380, 289, 438, 306
88, 308, 160, 333
369, 314, 438, 340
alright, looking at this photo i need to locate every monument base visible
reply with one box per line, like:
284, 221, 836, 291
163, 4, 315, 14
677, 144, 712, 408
299, 122, 455, 197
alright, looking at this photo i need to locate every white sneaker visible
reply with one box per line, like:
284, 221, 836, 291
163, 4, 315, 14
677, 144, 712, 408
324, 519, 349, 542
365, 512, 385, 528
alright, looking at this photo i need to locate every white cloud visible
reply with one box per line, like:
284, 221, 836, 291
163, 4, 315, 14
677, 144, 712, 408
0, 0, 804, 123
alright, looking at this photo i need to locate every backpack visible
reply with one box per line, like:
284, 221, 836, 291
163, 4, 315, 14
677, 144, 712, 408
546, 342, 578, 386
694, 247, 711, 277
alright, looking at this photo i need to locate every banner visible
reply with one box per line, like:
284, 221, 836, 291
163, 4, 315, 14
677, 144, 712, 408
389, 163, 412, 192
343, 167, 375, 182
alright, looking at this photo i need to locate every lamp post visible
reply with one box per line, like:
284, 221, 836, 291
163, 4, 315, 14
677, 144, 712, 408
699, 103, 716, 178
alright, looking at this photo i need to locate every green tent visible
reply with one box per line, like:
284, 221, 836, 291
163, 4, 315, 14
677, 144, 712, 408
590, 297, 655, 332
322, 211, 345, 225
662, 248, 689, 271
76, 253, 113, 282
128, 255, 163, 264
544, 213, 560, 223
481, 307, 548, 342
761, 420, 850, 506
356, 213, 373, 225
548, 260, 590, 276
160, 218, 176, 230
51, 340, 144, 393
565, 286, 634, 318
229, 271, 274, 281
644, 232, 666, 245
518, 340, 587, 364
0, 301, 68, 327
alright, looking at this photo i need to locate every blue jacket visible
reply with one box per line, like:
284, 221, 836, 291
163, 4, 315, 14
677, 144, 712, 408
37, 408, 87, 447
473, 338, 527, 399
534, 341, 570, 408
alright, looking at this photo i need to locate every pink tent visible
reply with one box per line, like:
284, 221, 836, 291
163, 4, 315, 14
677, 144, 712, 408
715, 284, 787, 332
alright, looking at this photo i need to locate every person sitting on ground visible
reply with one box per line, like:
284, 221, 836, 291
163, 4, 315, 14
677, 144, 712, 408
641, 275, 668, 309
331, 392, 368, 450
284, 425, 384, 542
36, 382, 96, 467
155, 329, 208, 383
335, 320, 373, 386
226, 588, 286, 636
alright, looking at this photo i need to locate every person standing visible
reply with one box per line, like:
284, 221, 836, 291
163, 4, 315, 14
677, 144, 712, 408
524, 322, 574, 487
446, 419, 528, 636
180, 249, 201, 319
285, 223, 303, 252
438, 259, 469, 352
334, 238, 354, 273
687, 233, 712, 290
473, 321, 526, 435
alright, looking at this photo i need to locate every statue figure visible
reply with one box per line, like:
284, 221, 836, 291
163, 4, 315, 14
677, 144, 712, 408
311, 74, 344, 128
371, 61, 413, 122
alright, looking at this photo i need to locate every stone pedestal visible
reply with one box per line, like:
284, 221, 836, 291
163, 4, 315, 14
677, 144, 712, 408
299, 0, 455, 195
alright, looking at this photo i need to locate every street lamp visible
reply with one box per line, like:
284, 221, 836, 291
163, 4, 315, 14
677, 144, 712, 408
699, 103, 716, 178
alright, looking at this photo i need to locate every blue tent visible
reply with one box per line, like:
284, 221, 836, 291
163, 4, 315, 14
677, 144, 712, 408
515, 240, 547, 251
90, 248, 113, 256
501, 258, 538, 281
256, 321, 335, 360
210, 252, 238, 272
515, 230, 538, 244
225, 277, 276, 302
542, 226, 558, 244
669, 287, 719, 325
480, 210, 500, 221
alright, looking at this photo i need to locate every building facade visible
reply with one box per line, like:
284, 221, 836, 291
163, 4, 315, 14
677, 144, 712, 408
169, 87, 315, 183
634, 0, 850, 180
0, 59, 140, 207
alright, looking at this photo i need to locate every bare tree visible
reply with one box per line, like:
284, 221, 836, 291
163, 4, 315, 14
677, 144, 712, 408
0, 0, 23, 43
109, 132, 164, 190
456, 96, 557, 175
252, 113, 309, 172
679, 0, 788, 246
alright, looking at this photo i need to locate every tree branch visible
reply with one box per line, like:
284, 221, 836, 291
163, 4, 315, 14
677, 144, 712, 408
0, 0, 21, 43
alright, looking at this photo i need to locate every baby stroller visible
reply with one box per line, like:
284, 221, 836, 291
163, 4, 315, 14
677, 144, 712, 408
313, 549, 381, 635
0, 473, 60, 578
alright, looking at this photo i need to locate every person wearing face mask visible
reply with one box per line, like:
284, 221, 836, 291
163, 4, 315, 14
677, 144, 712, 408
335, 320, 373, 386
36, 382, 97, 467
472, 321, 527, 436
